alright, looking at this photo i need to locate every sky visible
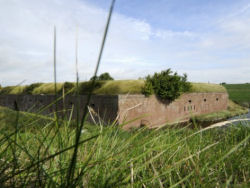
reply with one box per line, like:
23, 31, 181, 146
0, 0, 250, 86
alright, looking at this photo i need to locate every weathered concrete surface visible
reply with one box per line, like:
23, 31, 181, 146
0, 93, 228, 129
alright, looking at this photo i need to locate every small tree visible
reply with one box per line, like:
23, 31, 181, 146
142, 69, 191, 101
90, 72, 114, 81
98, 72, 114, 80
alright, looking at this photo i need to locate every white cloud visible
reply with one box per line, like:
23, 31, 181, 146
0, 0, 250, 86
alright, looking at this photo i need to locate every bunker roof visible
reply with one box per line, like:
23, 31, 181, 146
0, 80, 227, 95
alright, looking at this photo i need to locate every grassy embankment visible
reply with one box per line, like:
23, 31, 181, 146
0, 105, 249, 187
0, 80, 226, 95
224, 83, 250, 108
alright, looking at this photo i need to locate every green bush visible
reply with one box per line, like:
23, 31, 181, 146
142, 69, 191, 100
90, 72, 114, 81
141, 78, 153, 96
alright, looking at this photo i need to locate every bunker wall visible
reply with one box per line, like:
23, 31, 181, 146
0, 95, 118, 124
0, 92, 228, 128
118, 93, 228, 129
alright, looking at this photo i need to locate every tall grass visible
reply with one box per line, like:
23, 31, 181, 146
0, 106, 249, 186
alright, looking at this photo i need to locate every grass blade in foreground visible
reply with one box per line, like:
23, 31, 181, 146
66, 0, 116, 185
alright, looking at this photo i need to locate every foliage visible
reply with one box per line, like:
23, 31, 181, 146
90, 72, 114, 81
142, 69, 191, 100
141, 78, 153, 96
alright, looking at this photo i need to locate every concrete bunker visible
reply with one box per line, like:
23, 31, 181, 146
0, 92, 228, 129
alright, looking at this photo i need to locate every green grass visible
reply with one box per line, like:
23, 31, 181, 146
0, 81, 227, 95
32, 83, 64, 94
8, 86, 27, 94
224, 84, 250, 107
0, 106, 249, 187
94, 80, 145, 94
190, 83, 227, 93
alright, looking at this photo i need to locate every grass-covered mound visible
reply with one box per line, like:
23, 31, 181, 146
0, 80, 227, 95
0, 105, 249, 187
224, 83, 250, 107
190, 83, 227, 93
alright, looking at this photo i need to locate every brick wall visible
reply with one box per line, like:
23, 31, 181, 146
118, 93, 228, 129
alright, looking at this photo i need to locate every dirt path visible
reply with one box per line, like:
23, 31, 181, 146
206, 118, 250, 130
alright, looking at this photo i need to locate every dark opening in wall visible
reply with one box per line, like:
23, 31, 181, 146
194, 105, 196, 110
216, 98, 219, 101
188, 100, 192, 103
14, 100, 19, 111
204, 99, 207, 102
91, 103, 95, 108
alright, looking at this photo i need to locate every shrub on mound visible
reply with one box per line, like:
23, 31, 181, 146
90, 72, 114, 81
142, 69, 191, 101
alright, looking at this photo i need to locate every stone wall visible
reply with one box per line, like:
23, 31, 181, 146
0, 92, 228, 128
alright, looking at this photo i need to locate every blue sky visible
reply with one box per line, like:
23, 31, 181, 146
0, 0, 250, 86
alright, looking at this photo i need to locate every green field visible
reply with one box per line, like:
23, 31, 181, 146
0, 106, 249, 187
224, 84, 250, 107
